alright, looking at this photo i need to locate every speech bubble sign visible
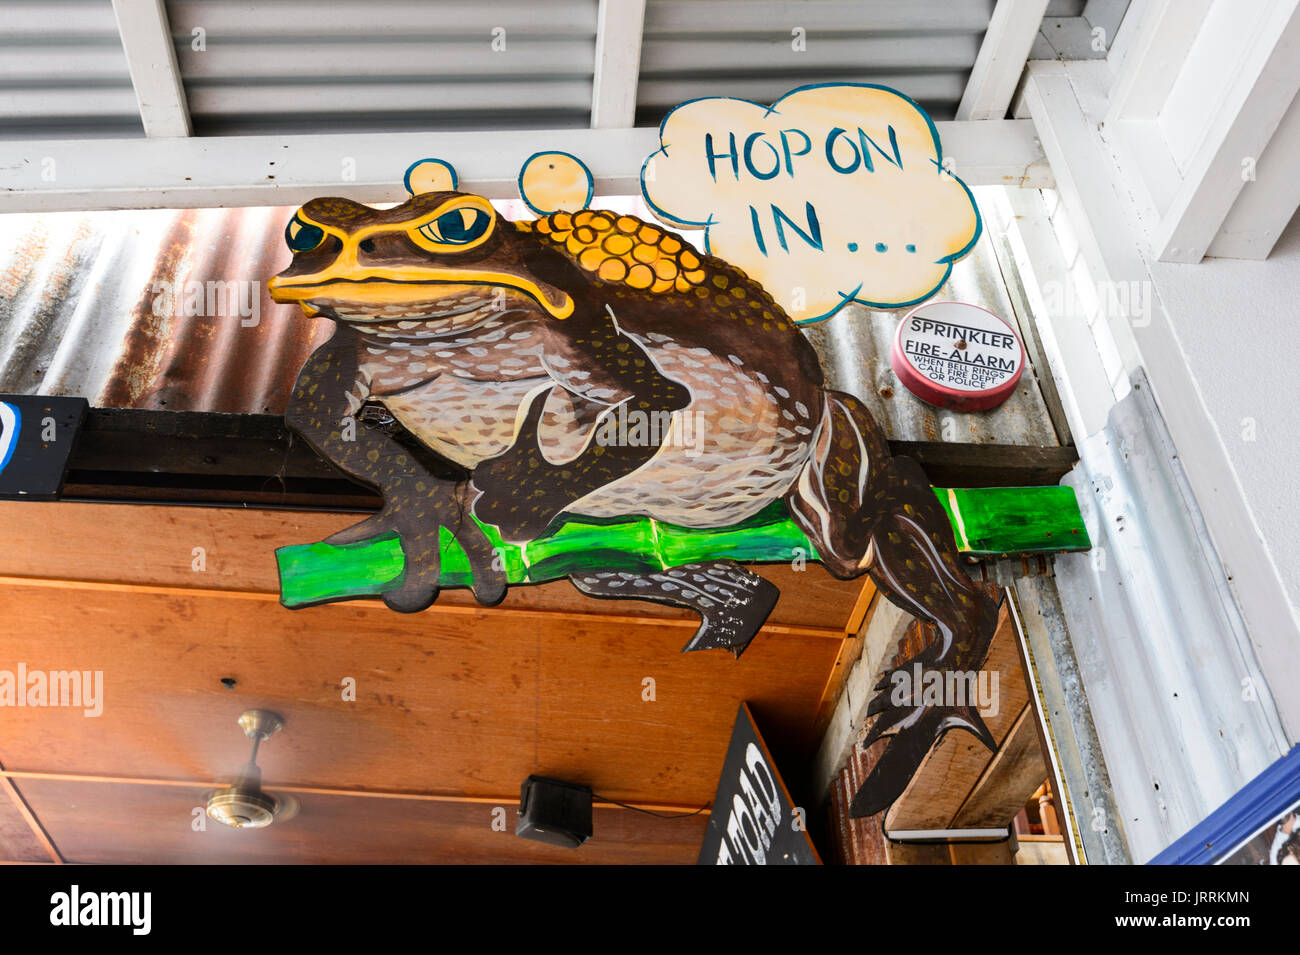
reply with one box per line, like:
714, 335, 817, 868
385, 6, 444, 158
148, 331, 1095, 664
641, 83, 982, 324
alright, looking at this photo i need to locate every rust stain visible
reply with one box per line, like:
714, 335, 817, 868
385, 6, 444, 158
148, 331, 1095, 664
100, 211, 198, 408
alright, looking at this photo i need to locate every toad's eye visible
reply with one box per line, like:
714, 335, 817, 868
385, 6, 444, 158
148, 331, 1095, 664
418, 207, 491, 246
285, 216, 325, 253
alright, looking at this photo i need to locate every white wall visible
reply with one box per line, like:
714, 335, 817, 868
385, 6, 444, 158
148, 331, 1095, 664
1020, 50, 1300, 743
1147, 212, 1300, 623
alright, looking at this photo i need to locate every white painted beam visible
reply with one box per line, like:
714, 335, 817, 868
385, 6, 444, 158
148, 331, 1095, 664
992, 186, 1117, 440
1112, 0, 1294, 263
956, 0, 1050, 121
1104, 0, 1300, 261
111, 0, 191, 137
0, 120, 1051, 213
644, 0, 994, 33
1105, 0, 1212, 125
1149, 0, 1300, 261
1208, 88, 1300, 258
590, 0, 646, 129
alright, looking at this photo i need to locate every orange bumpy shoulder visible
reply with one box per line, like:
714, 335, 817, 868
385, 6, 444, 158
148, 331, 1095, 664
526, 210, 709, 296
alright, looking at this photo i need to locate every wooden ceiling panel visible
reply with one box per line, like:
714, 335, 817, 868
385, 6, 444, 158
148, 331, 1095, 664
0, 775, 52, 863
15, 779, 708, 865
0, 582, 839, 807
0, 501, 865, 631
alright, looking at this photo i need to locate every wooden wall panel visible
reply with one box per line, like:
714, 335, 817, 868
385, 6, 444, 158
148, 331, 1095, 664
15, 779, 708, 865
0, 498, 859, 862
0, 582, 839, 807
0, 502, 865, 630
885, 601, 1031, 830
951, 705, 1048, 828
827, 737, 890, 865
0, 778, 50, 863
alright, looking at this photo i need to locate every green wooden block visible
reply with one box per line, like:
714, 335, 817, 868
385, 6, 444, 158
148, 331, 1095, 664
937, 485, 1091, 557
275, 486, 1089, 608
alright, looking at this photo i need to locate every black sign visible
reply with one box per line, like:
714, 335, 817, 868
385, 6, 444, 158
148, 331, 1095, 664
0, 395, 87, 499
698, 702, 821, 865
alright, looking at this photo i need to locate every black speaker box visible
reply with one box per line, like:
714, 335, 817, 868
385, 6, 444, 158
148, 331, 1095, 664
515, 775, 593, 848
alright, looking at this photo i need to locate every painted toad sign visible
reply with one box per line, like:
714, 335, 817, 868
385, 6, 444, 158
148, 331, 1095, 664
267, 91, 1000, 817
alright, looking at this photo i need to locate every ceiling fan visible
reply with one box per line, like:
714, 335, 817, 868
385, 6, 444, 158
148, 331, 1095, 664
205, 709, 299, 829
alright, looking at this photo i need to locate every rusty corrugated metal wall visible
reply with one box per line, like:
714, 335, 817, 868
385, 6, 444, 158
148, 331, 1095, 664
0, 190, 1064, 446
0, 204, 327, 413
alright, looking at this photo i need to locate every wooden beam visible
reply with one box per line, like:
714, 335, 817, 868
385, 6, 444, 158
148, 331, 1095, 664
948, 839, 1017, 864
812, 595, 913, 803
15, 774, 708, 865
60, 409, 1078, 511
0, 579, 839, 811
111, 0, 191, 138
0, 573, 845, 642
809, 579, 878, 742
884, 599, 1031, 830
590, 0, 646, 129
889, 440, 1078, 488
0, 767, 63, 864
0, 500, 867, 632
885, 841, 952, 864
0, 120, 1050, 213
956, 0, 1050, 121
950, 704, 1048, 828
0, 769, 703, 816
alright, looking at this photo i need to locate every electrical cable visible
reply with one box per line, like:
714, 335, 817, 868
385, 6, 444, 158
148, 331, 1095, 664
593, 793, 710, 819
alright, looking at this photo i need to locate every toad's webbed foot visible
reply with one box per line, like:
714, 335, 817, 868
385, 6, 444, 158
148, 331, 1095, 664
569, 560, 779, 658
849, 676, 998, 819
286, 326, 507, 611
848, 594, 1001, 818
326, 477, 507, 612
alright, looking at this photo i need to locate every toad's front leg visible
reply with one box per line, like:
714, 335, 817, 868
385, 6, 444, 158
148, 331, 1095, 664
286, 326, 506, 611
471, 305, 690, 543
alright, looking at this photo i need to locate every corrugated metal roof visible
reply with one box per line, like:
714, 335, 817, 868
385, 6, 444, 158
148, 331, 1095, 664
637, 0, 997, 124
0, 0, 143, 139
804, 216, 1061, 446
167, 0, 599, 135
0, 0, 1019, 139
0, 186, 1062, 446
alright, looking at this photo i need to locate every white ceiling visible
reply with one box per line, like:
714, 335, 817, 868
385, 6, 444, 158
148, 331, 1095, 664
0, 0, 1052, 139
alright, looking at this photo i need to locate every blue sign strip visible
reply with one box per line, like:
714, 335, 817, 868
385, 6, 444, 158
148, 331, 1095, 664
1149, 743, 1300, 864
0, 401, 21, 474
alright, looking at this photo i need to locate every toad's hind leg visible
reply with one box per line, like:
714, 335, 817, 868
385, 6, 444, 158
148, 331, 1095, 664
569, 561, 778, 658
785, 391, 1001, 818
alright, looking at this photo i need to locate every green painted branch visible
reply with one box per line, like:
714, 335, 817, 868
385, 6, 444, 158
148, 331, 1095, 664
275, 487, 1090, 608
